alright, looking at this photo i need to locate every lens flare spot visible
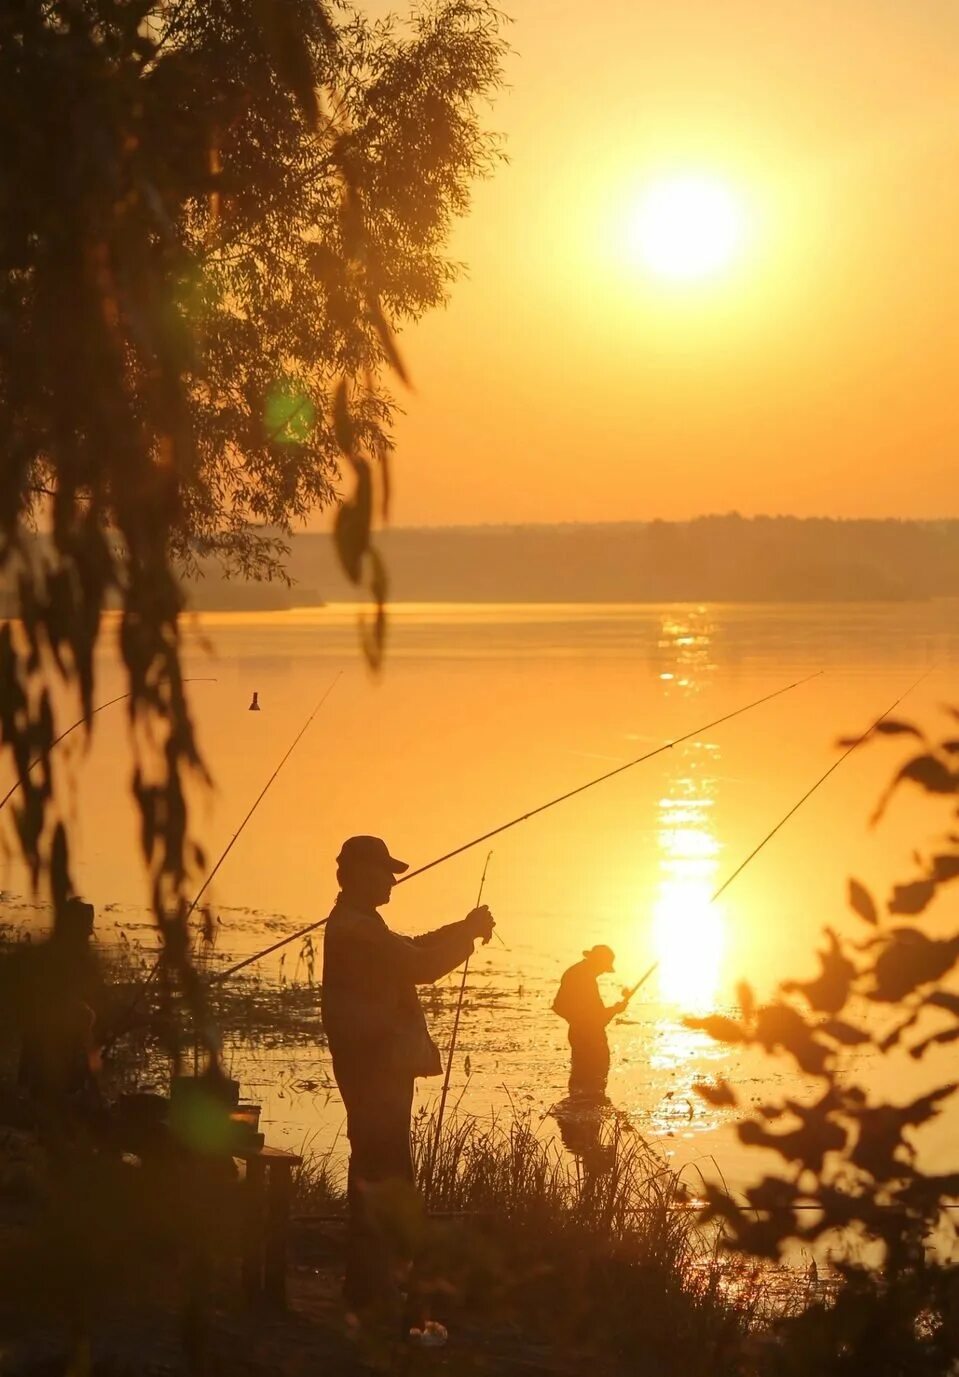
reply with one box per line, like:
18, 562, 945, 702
264, 384, 316, 444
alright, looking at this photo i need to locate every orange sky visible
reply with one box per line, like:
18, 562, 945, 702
363, 0, 959, 525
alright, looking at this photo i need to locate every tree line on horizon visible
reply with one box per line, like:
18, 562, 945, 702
162, 514, 959, 606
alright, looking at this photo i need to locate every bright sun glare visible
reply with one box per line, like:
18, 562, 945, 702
628, 174, 746, 283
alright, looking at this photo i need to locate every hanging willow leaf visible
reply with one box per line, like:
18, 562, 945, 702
313, 1, 338, 48
334, 473, 371, 585
333, 378, 354, 457
252, 0, 321, 131
360, 545, 388, 672
367, 292, 411, 389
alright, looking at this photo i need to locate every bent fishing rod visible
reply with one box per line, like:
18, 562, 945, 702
0, 679, 219, 814
627, 663, 938, 997
102, 670, 343, 1052
212, 668, 823, 985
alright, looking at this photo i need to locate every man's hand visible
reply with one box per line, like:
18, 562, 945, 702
466, 904, 495, 945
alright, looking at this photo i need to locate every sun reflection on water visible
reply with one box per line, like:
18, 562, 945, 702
652, 611, 724, 1013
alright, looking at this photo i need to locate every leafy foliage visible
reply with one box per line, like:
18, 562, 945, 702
0, 0, 505, 1035
689, 708, 959, 1358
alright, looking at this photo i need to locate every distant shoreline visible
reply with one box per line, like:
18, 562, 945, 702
6, 517, 959, 612
187, 517, 959, 608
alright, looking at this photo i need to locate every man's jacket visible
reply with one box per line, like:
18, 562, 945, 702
552, 959, 619, 1037
321, 898, 475, 1078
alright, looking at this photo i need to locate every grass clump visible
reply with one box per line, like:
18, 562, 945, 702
295, 1109, 774, 1376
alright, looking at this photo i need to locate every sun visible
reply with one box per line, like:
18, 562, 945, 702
628, 174, 747, 284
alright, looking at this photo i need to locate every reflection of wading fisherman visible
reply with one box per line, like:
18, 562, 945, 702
552, 944, 628, 1098
321, 836, 495, 1316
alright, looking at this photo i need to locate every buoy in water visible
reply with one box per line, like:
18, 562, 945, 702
249, 692, 260, 711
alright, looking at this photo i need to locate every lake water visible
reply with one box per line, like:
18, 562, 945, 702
1, 601, 957, 1195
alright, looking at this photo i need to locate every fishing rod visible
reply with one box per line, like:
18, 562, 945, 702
0, 679, 218, 814
102, 670, 343, 1052
622, 961, 658, 1008
211, 668, 823, 985
629, 665, 937, 997
426, 850, 493, 1201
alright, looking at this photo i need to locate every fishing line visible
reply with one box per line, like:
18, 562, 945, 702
212, 668, 823, 984
186, 669, 343, 922
0, 679, 219, 814
102, 670, 342, 1051
637, 664, 938, 993
708, 664, 936, 906
396, 670, 824, 886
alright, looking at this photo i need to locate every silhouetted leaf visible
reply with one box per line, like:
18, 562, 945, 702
872, 754, 957, 823
888, 879, 936, 915
874, 720, 925, 738
872, 930, 959, 1003
850, 1085, 957, 1180
900, 755, 956, 792
755, 1003, 830, 1076
909, 1027, 959, 1060
782, 929, 855, 1015
739, 1096, 846, 1173
694, 1079, 738, 1107
821, 1019, 870, 1046
736, 981, 755, 1021
941, 739, 959, 754
879, 1009, 921, 1053
932, 854, 959, 884
927, 991, 959, 1017
848, 878, 878, 925
684, 1014, 744, 1045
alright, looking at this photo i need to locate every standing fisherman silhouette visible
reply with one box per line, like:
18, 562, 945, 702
321, 836, 495, 1320
552, 944, 629, 1099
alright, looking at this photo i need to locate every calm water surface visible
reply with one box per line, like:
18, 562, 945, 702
1, 601, 957, 1193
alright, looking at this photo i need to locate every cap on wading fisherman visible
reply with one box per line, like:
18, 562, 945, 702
321, 836, 495, 1319
552, 944, 628, 1099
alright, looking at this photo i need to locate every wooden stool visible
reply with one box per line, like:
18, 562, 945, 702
237, 1145, 302, 1306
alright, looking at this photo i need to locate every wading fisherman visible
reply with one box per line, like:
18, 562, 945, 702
321, 835, 495, 1320
552, 944, 629, 1099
